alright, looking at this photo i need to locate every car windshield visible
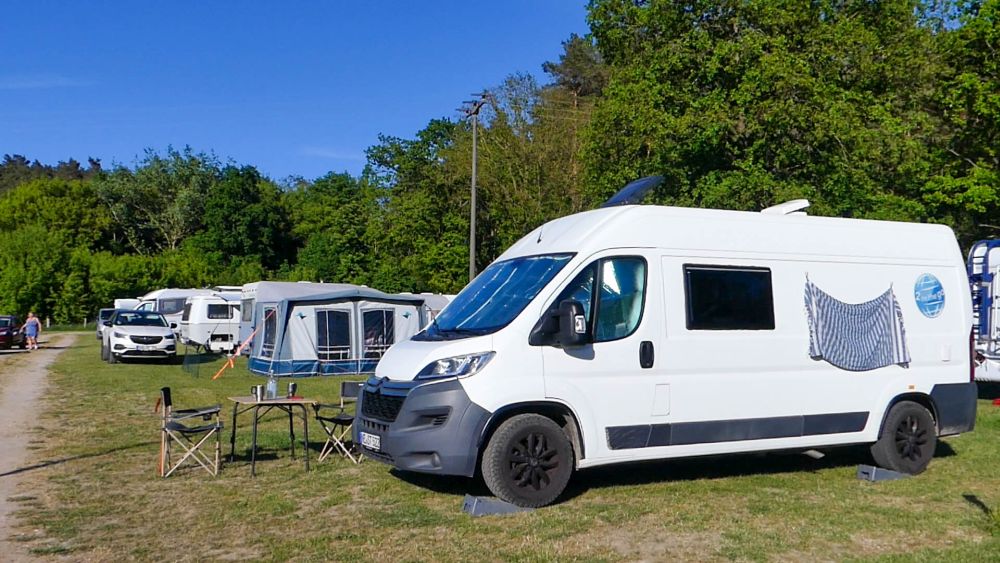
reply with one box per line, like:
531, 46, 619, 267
415, 253, 573, 341
0, 318, 11, 328
114, 312, 169, 327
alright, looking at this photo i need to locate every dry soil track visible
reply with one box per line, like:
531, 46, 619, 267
0, 333, 77, 561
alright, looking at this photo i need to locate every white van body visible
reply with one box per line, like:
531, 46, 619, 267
136, 288, 215, 329
179, 292, 241, 353
355, 203, 977, 506
113, 298, 141, 310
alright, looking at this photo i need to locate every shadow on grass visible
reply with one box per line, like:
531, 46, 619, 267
0, 441, 157, 478
978, 382, 1000, 400
384, 442, 958, 505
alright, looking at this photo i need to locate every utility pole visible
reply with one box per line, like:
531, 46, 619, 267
460, 92, 489, 282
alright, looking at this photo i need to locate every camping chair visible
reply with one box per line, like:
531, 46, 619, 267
313, 381, 364, 463
159, 387, 223, 477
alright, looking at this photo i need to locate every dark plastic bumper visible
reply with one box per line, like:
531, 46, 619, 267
931, 382, 977, 436
354, 378, 490, 477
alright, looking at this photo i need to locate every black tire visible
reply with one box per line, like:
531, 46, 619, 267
109, 350, 118, 364
871, 401, 937, 474
100, 342, 108, 361
481, 414, 574, 508
19, 339, 26, 350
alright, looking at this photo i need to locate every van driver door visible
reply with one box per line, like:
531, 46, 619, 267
540, 250, 670, 461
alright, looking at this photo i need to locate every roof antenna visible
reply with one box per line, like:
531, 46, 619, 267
761, 199, 810, 216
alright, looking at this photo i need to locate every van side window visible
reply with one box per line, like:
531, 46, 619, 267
554, 257, 647, 342
684, 265, 774, 330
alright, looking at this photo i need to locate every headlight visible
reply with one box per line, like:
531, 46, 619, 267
113, 331, 125, 338
416, 352, 495, 380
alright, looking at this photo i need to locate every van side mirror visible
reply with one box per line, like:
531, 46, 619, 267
529, 299, 591, 347
558, 300, 590, 347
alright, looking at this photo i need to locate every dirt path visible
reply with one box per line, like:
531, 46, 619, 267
0, 333, 77, 560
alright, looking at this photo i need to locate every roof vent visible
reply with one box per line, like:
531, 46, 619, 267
761, 199, 810, 216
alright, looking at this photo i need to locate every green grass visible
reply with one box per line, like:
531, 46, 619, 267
10, 336, 1000, 561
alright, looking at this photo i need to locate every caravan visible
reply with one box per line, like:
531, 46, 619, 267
179, 293, 241, 353
355, 195, 977, 507
136, 288, 215, 328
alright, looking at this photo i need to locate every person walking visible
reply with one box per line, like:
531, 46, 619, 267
22, 312, 41, 350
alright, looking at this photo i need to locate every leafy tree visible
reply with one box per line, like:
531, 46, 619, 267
192, 165, 295, 270
95, 147, 219, 254
583, 0, 947, 221
0, 178, 112, 249
542, 33, 609, 98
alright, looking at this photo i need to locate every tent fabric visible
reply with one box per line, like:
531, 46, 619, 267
249, 286, 427, 378
804, 279, 910, 372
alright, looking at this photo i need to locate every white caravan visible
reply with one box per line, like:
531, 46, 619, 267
967, 240, 1000, 381
355, 199, 977, 507
136, 288, 215, 329
179, 293, 241, 353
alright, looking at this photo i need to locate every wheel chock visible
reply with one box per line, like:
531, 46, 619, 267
857, 464, 910, 482
462, 494, 534, 517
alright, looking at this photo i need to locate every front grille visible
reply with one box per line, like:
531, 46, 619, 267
130, 335, 162, 345
362, 391, 405, 422
361, 418, 389, 432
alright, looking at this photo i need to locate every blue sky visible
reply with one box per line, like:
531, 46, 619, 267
0, 2, 589, 181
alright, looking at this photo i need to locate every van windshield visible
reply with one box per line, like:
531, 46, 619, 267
415, 253, 573, 341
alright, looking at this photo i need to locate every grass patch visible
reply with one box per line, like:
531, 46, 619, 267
11, 337, 1000, 561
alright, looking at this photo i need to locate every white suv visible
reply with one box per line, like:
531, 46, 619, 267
101, 310, 177, 363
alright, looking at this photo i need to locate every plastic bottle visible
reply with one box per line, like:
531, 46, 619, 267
266, 376, 278, 399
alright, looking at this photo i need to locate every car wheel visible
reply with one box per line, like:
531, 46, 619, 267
481, 414, 574, 508
19, 339, 26, 350
109, 350, 119, 364
871, 401, 937, 474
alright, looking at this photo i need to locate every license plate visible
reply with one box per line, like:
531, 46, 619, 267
360, 432, 381, 451
137, 345, 154, 351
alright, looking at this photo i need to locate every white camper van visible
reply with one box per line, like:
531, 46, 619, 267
179, 293, 241, 353
355, 200, 977, 507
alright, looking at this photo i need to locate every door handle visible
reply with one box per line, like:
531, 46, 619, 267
639, 340, 654, 369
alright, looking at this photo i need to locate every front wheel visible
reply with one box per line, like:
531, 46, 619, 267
870, 401, 937, 474
109, 350, 118, 364
481, 414, 574, 508
100, 342, 108, 361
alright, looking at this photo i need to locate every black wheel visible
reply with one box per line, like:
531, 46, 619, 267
109, 350, 118, 364
19, 339, 26, 350
100, 342, 108, 361
871, 401, 937, 474
481, 414, 573, 508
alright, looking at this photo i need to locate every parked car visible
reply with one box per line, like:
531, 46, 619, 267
101, 310, 177, 364
96, 308, 115, 340
0, 316, 25, 350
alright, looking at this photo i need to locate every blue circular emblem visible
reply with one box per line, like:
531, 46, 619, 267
914, 274, 945, 318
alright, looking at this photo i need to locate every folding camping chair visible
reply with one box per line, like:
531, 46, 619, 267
313, 381, 364, 463
159, 387, 223, 477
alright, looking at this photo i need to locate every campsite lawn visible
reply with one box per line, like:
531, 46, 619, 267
9, 336, 1000, 561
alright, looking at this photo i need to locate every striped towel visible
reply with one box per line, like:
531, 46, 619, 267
805, 279, 910, 371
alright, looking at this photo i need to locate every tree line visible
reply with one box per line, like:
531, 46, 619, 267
1, 0, 997, 323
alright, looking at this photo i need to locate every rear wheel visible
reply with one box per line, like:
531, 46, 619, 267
481, 414, 574, 508
871, 401, 937, 474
